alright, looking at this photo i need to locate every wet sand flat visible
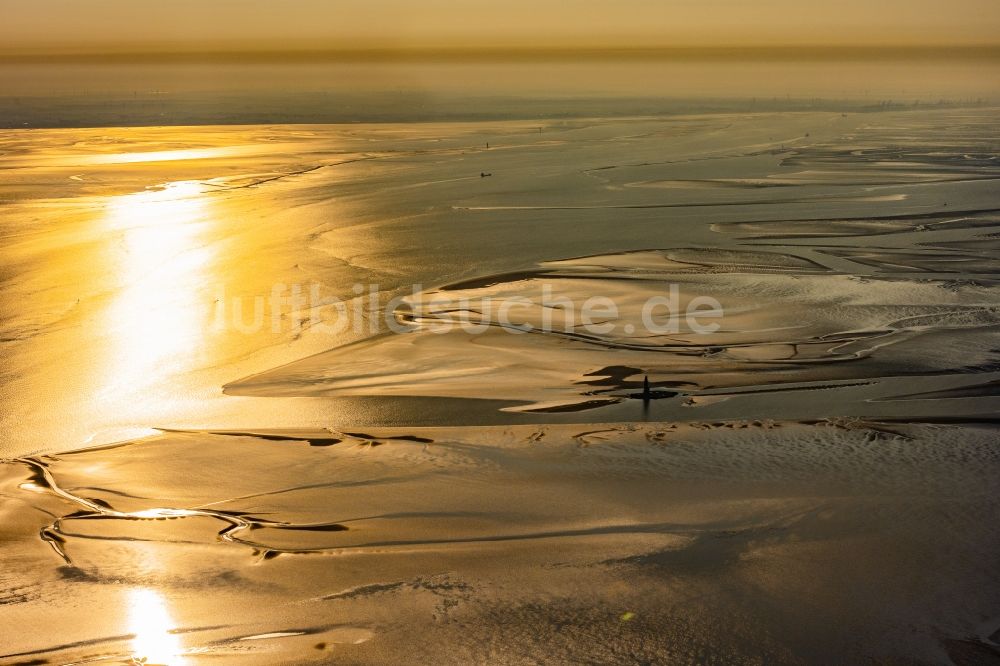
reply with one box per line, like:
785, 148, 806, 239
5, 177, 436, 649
1, 108, 1000, 663
2, 421, 999, 664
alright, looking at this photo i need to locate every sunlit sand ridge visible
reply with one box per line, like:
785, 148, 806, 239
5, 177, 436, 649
228, 247, 1000, 415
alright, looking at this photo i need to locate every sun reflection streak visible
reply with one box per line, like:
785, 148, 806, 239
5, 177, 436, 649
99, 181, 215, 397
128, 588, 188, 665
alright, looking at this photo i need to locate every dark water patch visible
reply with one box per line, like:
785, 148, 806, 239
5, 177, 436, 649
438, 269, 548, 291
341, 431, 434, 444
522, 399, 623, 413
252, 522, 348, 533
817, 247, 1000, 274
879, 379, 1000, 401
602, 525, 788, 575
322, 581, 408, 601
712, 208, 1000, 239
162, 428, 344, 447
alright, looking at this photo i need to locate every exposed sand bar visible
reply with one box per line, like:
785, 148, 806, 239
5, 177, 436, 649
1, 420, 998, 664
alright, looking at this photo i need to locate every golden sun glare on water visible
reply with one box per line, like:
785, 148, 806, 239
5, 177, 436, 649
128, 588, 188, 665
99, 180, 215, 399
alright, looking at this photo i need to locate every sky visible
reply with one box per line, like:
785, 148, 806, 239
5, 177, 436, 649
2, 0, 999, 53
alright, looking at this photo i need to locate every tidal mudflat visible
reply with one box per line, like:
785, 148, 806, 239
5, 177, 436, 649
1, 108, 999, 663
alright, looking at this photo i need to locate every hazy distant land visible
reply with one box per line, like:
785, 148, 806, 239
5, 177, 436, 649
2, 50, 999, 128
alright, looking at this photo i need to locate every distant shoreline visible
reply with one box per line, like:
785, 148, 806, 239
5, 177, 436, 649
0, 96, 993, 131
3, 44, 1000, 64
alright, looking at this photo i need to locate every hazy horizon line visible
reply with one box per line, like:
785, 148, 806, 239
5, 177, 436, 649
4, 44, 1000, 64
